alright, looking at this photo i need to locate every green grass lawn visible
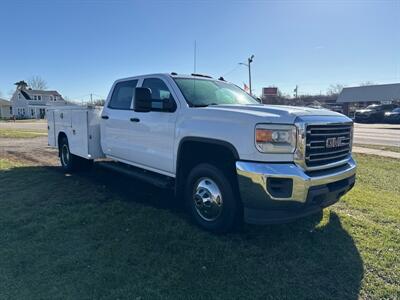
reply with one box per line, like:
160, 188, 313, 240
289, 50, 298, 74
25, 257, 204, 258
354, 143, 400, 153
0, 128, 47, 138
0, 154, 399, 299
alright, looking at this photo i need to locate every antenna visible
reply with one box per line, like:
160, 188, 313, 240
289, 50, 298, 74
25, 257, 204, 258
194, 40, 197, 73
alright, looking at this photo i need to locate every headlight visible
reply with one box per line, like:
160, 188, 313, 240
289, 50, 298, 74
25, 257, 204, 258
255, 124, 297, 153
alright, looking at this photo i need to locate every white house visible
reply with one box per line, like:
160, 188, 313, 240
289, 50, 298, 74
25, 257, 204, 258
10, 81, 67, 119
0, 98, 12, 119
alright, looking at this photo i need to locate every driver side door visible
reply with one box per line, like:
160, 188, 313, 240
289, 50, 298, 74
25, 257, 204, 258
128, 77, 178, 175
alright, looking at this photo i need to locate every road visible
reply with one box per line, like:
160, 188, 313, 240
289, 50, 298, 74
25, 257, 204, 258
353, 123, 400, 147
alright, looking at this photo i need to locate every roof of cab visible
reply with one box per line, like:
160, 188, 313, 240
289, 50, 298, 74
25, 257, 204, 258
115, 73, 224, 83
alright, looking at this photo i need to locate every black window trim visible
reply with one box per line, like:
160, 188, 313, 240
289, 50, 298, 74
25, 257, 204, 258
107, 79, 139, 111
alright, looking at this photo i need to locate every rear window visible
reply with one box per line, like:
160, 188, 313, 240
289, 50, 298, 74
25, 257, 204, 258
108, 80, 138, 110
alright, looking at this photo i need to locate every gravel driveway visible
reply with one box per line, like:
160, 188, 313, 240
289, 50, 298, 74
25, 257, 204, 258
0, 120, 48, 131
0, 136, 59, 166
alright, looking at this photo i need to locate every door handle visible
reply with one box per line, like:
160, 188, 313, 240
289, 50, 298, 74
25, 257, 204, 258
101, 115, 109, 119
130, 118, 140, 122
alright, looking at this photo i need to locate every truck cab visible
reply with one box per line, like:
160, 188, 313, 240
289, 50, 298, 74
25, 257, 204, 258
47, 73, 356, 233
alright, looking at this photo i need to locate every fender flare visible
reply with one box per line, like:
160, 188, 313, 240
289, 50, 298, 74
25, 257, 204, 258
175, 137, 240, 195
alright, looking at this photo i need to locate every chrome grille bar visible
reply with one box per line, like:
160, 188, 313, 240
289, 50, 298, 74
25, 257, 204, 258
307, 147, 350, 157
306, 152, 349, 162
306, 132, 351, 137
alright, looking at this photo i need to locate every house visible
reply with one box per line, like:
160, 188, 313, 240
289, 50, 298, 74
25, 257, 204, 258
10, 80, 67, 119
0, 98, 12, 119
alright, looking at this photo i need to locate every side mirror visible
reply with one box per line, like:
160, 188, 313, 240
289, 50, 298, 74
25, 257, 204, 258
134, 88, 152, 112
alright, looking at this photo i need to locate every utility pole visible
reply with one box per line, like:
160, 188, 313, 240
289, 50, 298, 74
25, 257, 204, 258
194, 40, 197, 73
90, 93, 93, 104
248, 55, 254, 95
294, 85, 298, 99
239, 54, 255, 95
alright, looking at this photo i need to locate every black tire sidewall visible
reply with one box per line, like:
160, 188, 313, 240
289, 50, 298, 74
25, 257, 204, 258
60, 137, 73, 172
185, 163, 240, 233
60, 137, 93, 172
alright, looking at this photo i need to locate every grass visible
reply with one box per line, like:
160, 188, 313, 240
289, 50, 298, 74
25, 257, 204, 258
0, 128, 47, 138
0, 154, 399, 299
354, 143, 400, 153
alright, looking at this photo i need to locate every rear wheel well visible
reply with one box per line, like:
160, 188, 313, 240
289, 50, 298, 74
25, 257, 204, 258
176, 139, 239, 198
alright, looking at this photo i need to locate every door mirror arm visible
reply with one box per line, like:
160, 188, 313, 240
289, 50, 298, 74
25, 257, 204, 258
162, 98, 176, 112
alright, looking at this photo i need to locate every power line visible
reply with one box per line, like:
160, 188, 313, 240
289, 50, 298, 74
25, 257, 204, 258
222, 64, 241, 77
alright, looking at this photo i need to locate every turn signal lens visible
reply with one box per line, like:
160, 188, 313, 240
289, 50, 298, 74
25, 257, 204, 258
256, 129, 273, 143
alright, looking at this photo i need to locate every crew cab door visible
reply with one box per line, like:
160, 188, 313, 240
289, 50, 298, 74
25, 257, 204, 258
100, 79, 139, 160
128, 77, 178, 175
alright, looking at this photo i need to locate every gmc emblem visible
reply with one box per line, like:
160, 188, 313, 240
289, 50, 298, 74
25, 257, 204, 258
326, 136, 345, 148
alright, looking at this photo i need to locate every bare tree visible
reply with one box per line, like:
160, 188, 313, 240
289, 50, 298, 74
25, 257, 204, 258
93, 99, 105, 106
327, 84, 344, 96
28, 76, 48, 90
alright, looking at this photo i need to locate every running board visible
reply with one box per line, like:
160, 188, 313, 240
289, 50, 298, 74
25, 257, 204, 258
96, 161, 174, 189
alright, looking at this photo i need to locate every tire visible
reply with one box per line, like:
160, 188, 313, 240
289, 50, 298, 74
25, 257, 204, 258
59, 137, 93, 172
185, 163, 242, 233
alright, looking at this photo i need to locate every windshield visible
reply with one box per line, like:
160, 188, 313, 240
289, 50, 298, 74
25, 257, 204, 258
174, 78, 259, 107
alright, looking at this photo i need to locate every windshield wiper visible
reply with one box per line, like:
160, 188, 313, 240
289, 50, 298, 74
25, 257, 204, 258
192, 103, 218, 107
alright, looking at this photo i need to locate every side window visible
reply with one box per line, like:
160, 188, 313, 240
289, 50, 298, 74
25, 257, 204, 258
142, 78, 176, 111
108, 79, 138, 110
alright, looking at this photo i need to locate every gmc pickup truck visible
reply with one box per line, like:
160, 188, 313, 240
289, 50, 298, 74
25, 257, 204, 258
47, 73, 356, 232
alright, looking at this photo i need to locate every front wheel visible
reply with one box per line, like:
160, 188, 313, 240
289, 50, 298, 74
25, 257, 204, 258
185, 163, 242, 233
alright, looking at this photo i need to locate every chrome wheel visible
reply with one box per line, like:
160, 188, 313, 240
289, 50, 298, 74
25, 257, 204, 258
193, 177, 223, 221
61, 144, 70, 166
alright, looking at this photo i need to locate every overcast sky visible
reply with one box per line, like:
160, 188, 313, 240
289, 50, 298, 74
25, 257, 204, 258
0, 0, 399, 101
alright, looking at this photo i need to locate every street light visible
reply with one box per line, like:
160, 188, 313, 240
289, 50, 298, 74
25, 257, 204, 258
239, 54, 255, 95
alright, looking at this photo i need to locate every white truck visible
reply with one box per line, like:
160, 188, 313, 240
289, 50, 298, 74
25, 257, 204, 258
47, 73, 356, 232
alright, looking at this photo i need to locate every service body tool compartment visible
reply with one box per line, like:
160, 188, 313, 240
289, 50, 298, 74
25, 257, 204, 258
46, 109, 56, 147
47, 106, 104, 160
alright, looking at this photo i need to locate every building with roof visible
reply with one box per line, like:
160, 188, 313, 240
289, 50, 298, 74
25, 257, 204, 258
337, 83, 400, 115
10, 81, 67, 119
0, 98, 12, 119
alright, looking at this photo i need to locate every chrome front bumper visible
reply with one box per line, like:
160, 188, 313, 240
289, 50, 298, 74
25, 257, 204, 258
236, 157, 356, 224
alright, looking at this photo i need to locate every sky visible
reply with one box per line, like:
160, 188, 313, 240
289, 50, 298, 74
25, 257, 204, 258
0, 0, 399, 101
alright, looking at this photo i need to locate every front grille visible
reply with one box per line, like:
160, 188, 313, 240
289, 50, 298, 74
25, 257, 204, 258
305, 124, 352, 168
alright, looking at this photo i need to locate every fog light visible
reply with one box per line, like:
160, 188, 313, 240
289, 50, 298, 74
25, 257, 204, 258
267, 178, 293, 198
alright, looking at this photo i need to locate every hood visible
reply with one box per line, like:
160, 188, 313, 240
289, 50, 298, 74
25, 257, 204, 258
203, 104, 344, 119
